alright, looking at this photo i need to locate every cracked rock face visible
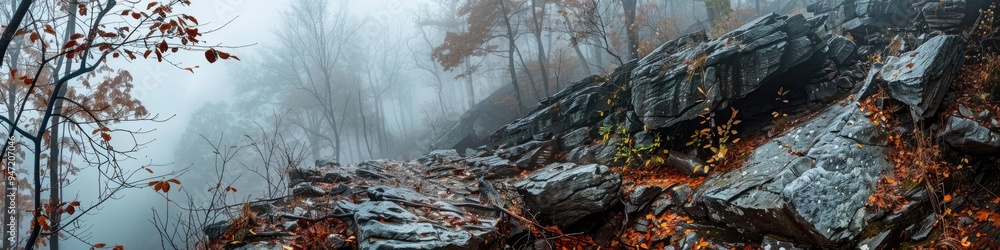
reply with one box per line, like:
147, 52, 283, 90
630, 13, 827, 130
695, 103, 890, 246
880, 35, 965, 120
354, 201, 497, 250
515, 163, 622, 227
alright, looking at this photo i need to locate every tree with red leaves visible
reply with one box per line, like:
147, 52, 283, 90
0, 1, 237, 249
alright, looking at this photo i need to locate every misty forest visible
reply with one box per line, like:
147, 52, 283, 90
2, 0, 1000, 249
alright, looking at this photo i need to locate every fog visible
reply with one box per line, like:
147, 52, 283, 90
0, 0, 797, 248
66, 1, 426, 248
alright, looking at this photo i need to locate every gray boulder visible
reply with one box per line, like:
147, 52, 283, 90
418, 149, 462, 166
923, 0, 967, 33
880, 35, 965, 120
940, 115, 1000, 154
515, 163, 622, 227
204, 220, 231, 241
695, 103, 890, 246
468, 156, 519, 179
827, 35, 858, 65
291, 183, 327, 197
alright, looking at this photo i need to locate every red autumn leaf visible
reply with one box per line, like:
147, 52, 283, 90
78, 4, 87, 16
147, 2, 158, 10
37, 216, 50, 231
131, 12, 141, 19
145, 168, 154, 173
120, 10, 130, 16
205, 49, 217, 63
94, 243, 106, 248
66, 205, 75, 215
113, 245, 124, 250
148, 181, 158, 187
44, 25, 56, 35
143, 50, 152, 59
70, 201, 80, 207
167, 179, 180, 184
70, 33, 84, 40
29, 32, 40, 42
185, 15, 199, 25
158, 40, 168, 52
101, 133, 111, 142
218, 51, 230, 59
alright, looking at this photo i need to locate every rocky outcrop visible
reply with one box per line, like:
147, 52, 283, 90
515, 163, 621, 227
489, 63, 635, 148
630, 13, 827, 130
879, 35, 965, 120
808, 0, 923, 44
208, 1, 1000, 249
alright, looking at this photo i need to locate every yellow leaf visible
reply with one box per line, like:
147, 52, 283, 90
856, 143, 863, 149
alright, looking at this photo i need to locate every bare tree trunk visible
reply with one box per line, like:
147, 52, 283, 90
705, 0, 733, 27
357, 88, 374, 159
46, 7, 78, 249
2, 0, 27, 247
464, 60, 476, 107
514, 46, 542, 101
562, 15, 593, 76
621, 0, 640, 60
500, 0, 524, 115
0, 0, 33, 72
530, 0, 550, 97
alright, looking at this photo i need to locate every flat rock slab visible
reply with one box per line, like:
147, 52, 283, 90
354, 201, 497, 250
516, 163, 622, 227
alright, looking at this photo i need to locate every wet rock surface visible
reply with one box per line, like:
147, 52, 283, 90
206, 1, 1000, 249
695, 103, 890, 246
940, 115, 1000, 153
515, 163, 622, 227
879, 35, 965, 120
